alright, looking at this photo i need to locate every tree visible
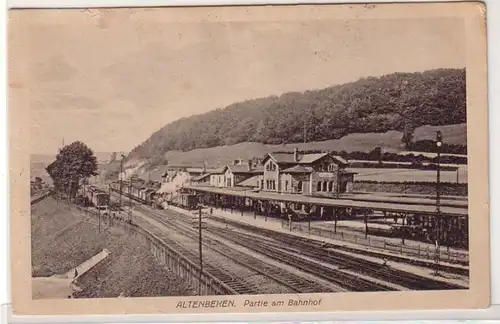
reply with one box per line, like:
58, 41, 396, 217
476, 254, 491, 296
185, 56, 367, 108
401, 124, 414, 150
126, 68, 466, 168
110, 152, 117, 163
46, 141, 99, 200
370, 147, 383, 163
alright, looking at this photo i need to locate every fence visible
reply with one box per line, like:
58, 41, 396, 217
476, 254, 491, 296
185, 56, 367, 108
30, 190, 54, 205
71, 202, 236, 296
282, 220, 469, 265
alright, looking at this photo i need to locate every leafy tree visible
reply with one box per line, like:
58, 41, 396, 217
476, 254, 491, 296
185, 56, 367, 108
110, 152, 117, 163
127, 68, 466, 167
369, 147, 383, 163
46, 141, 98, 200
402, 123, 415, 150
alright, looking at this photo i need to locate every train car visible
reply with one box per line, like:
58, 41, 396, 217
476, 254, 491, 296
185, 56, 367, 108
179, 193, 198, 210
131, 185, 141, 198
123, 181, 131, 195
145, 189, 156, 204
93, 191, 110, 210
84, 186, 109, 210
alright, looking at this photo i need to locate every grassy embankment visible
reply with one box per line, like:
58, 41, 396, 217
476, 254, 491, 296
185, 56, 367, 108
31, 197, 196, 298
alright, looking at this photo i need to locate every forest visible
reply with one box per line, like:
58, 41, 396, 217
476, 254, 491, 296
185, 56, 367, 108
128, 68, 466, 163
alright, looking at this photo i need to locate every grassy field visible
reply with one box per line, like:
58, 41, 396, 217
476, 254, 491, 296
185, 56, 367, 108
31, 199, 100, 276
349, 167, 468, 184
151, 124, 467, 167
31, 197, 195, 297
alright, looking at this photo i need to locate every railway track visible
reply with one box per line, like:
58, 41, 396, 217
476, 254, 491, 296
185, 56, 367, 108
209, 215, 467, 290
134, 203, 341, 294
207, 226, 395, 292
109, 193, 262, 295
139, 204, 397, 292
110, 190, 465, 292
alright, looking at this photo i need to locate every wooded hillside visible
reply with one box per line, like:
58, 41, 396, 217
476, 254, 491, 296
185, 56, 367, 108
128, 68, 466, 163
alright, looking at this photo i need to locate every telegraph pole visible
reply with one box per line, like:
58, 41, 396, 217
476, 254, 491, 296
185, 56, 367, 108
108, 183, 112, 225
98, 204, 101, 233
198, 205, 203, 295
119, 157, 124, 206
303, 120, 307, 144
434, 131, 443, 276
129, 179, 132, 222
336, 168, 341, 199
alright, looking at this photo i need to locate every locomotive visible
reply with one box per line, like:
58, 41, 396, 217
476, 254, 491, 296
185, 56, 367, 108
85, 185, 110, 210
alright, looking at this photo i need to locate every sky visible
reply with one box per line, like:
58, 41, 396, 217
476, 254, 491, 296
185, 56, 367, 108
8, 8, 466, 155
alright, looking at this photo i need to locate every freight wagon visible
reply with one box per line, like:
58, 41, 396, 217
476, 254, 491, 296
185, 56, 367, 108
85, 185, 109, 210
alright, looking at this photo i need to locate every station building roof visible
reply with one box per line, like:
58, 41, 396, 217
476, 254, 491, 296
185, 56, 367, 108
185, 185, 468, 217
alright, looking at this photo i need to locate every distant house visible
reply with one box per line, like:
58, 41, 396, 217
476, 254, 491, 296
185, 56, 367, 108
160, 164, 217, 184
236, 175, 262, 190
207, 159, 264, 188
191, 173, 211, 186
209, 168, 226, 188
261, 149, 355, 195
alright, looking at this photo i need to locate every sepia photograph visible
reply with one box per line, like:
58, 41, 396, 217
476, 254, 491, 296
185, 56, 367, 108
8, 2, 489, 315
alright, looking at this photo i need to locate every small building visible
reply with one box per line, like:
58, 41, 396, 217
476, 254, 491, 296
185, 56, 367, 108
210, 168, 226, 188
236, 175, 262, 190
191, 173, 211, 186
223, 165, 255, 187
210, 158, 265, 188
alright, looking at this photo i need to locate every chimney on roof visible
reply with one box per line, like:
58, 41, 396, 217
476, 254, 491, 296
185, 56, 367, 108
294, 148, 299, 162
247, 159, 253, 171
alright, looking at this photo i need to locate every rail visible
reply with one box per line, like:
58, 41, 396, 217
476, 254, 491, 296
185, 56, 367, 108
73, 203, 237, 296
172, 205, 467, 290
283, 220, 469, 266
140, 205, 345, 294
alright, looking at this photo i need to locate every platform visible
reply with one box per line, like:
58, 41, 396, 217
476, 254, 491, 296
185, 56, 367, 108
186, 185, 468, 217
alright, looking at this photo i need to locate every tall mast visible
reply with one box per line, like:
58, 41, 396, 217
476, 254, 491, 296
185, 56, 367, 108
303, 120, 307, 144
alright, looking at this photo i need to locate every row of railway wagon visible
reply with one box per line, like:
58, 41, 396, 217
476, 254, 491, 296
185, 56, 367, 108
84, 185, 110, 210
109, 181, 199, 210
109, 181, 157, 205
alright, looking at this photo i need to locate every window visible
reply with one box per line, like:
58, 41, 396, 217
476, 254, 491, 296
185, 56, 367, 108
317, 181, 322, 191
273, 181, 276, 190
261, 179, 264, 189
328, 181, 334, 192
328, 164, 337, 172
285, 180, 289, 192
297, 181, 303, 193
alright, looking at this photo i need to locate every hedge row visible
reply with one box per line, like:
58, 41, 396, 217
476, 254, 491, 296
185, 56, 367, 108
353, 181, 468, 196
